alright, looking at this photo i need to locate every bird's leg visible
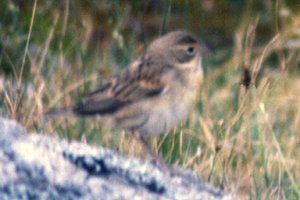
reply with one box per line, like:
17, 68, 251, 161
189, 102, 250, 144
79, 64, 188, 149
132, 132, 169, 170
132, 132, 186, 177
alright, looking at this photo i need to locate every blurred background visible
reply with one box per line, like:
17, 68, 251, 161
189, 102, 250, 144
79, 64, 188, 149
1, 0, 300, 199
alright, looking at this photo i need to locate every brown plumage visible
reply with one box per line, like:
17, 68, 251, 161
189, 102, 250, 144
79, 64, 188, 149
47, 30, 204, 138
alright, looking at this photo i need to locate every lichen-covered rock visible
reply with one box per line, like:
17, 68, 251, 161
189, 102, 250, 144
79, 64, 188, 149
0, 118, 234, 200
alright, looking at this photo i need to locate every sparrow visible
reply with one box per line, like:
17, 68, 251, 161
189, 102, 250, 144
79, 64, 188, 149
47, 30, 205, 159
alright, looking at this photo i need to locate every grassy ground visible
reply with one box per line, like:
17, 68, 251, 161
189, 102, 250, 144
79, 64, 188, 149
1, 1, 300, 199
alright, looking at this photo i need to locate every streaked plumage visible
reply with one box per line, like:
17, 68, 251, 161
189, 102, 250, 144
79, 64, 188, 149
48, 30, 204, 138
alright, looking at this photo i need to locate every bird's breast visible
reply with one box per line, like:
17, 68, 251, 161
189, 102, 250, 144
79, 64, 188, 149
139, 72, 202, 136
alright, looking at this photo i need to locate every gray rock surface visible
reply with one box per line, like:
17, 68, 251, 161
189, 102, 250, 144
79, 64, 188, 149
0, 118, 234, 200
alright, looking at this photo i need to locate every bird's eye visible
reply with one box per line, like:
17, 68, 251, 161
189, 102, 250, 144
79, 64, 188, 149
186, 47, 195, 56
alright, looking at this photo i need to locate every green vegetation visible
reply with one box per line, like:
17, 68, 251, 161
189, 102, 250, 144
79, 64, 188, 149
1, 0, 300, 199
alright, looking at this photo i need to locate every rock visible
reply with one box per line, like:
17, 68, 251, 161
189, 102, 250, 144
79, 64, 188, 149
0, 118, 234, 200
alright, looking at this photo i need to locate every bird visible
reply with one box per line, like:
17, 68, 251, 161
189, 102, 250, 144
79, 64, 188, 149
46, 30, 205, 163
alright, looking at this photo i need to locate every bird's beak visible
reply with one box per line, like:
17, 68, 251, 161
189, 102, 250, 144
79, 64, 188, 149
200, 42, 213, 55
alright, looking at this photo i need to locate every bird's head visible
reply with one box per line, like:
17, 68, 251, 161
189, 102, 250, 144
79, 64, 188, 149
147, 30, 206, 73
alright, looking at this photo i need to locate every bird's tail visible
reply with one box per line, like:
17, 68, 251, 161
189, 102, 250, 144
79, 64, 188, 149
44, 107, 74, 118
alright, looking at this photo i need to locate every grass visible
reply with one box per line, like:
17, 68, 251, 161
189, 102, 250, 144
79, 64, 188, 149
1, 1, 300, 199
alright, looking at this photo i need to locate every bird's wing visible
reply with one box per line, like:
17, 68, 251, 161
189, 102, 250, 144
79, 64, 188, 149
73, 57, 169, 115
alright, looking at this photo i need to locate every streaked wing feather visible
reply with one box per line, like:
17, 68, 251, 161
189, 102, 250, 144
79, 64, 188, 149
74, 98, 129, 115
73, 59, 166, 116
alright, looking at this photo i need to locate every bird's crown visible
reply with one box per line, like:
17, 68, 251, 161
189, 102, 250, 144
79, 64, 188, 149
147, 30, 203, 68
